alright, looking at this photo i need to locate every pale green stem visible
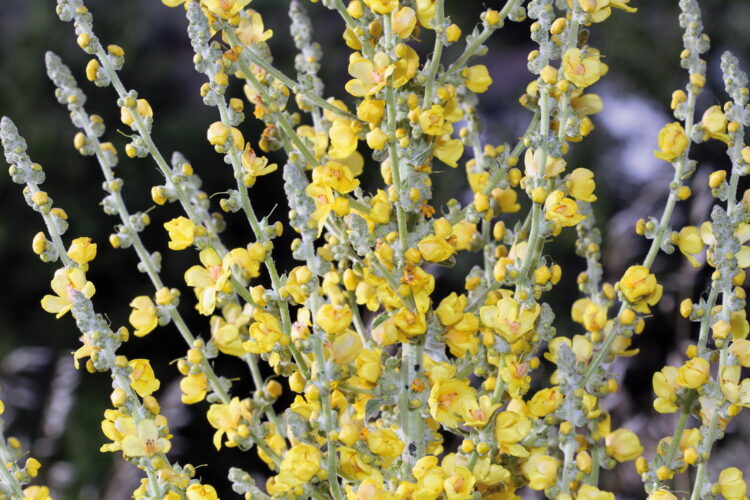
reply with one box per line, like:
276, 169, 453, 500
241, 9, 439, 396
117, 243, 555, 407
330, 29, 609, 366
422, 0, 445, 107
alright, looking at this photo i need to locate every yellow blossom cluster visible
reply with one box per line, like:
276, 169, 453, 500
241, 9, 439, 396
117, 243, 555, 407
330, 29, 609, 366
5, 0, 750, 499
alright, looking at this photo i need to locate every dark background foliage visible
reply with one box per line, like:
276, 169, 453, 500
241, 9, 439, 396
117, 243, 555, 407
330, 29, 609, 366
1, 0, 749, 498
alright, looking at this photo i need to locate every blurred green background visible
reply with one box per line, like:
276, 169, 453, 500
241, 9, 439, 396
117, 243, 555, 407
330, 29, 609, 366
1, 0, 749, 498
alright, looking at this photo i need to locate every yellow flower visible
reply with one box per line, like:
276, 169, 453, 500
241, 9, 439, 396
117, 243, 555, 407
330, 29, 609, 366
654, 122, 688, 162
605, 428, 643, 462
316, 303, 353, 335
392, 7, 417, 38
122, 418, 170, 457
443, 465, 476, 500
329, 330, 363, 364
494, 411, 531, 457
364, 0, 398, 14
312, 161, 360, 194
120, 99, 153, 128
461, 394, 500, 428
186, 483, 219, 500
240, 145, 277, 186
41, 268, 96, 318
527, 387, 562, 418
718, 467, 747, 500
434, 134, 464, 167
202, 0, 251, 19
428, 378, 477, 428
207, 397, 252, 450
346, 52, 393, 97
566, 168, 597, 202
577, 0, 637, 23
618, 265, 663, 313
418, 234, 455, 262
128, 296, 158, 337
164, 216, 195, 251
184, 248, 231, 316
472, 457, 510, 486
22, 486, 52, 500
462, 65, 493, 93
576, 484, 615, 500
524, 148, 566, 178
674, 226, 703, 267
415, 0, 436, 28
419, 105, 448, 136
237, 10, 272, 45
244, 310, 284, 354
274, 444, 322, 492
521, 450, 558, 490
545, 190, 586, 232
129, 359, 160, 397
653, 366, 680, 413
367, 428, 405, 458
562, 48, 604, 89
480, 297, 540, 343
180, 373, 208, 405
358, 98, 386, 125
67, 236, 97, 267
700, 104, 730, 144
647, 490, 678, 500
676, 357, 710, 389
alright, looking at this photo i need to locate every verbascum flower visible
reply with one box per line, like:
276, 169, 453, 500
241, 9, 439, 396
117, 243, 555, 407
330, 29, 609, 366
346, 52, 393, 97
647, 490, 678, 500
480, 298, 540, 343
428, 378, 477, 428
654, 122, 688, 162
462, 65, 493, 93
120, 99, 153, 128
184, 248, 231, 316
23, 486, 53, 500
545, 190, 586, 233
673, 226, 703, 267
524, 148, 566, 178
494, 411, 531, 457
576, 484, 615, 500
364, 0, 398, 14
273, 444, 322, 492
121, 418, 170, 458
67, 236, 97, 267
41, 268, 96, 318
653, 366, 680, 413
577, 0, 637, 23
180, 373, 208, 404
605, 428, 643, 462
676, 357, 710, 389
366, 428, 405, 458
185, 483, 219, 500
163, 216, 195, 250
617, 265, 662, 313
207, 397, 252, 450
128, 296, 158, 337
521, 450, 558, 490
700, 104, 730, 144
562, 48, 604, 88
237, 10, 272, 45
202, 0, 252, 19
128, 359, 160, 397
392, 7, 417, 38
719, 467, 748, 500
566, 168, 597, 202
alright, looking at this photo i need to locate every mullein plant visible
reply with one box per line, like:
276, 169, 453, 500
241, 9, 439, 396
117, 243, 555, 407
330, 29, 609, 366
2, 0, 750, 498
